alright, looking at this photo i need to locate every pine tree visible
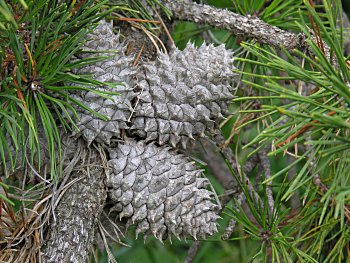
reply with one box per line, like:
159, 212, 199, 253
0, 0, 349, 262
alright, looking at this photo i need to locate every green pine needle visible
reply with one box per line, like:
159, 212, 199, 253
0, 0, 121, 191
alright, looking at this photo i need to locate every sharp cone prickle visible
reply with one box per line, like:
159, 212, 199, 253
107, 139, 220, 240
70, 20, 237, 240
72, 20, 237, 149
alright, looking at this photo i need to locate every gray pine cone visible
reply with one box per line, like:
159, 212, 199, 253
107, 139, 220, 240
70, 20, 138, 145
131, 42, 236, 148
72, 20, 236, 148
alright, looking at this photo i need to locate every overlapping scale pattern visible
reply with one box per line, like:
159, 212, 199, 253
107, 139, 219, 240
69, 20, 237, 240
130, 42, 236, 148
70, 20, 138, 145
73, 20, 236, 148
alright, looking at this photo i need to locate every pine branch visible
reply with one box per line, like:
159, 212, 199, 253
257, 146, 274, 212
162, 0, 336, 65
42, 142, 107, 263
213, 131, 263, 210
162, 0, 308, 53
3, 0, 348, 261
197, 139, 237, 192
184, 241, 201, 263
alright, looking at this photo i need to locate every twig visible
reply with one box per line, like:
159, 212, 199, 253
222, 220, 237, 241
197, 138, 263, 241
221, 191, 245, 241
162, 0, 308, 53
213, 131, 263, 208
258, 147, 274, 213
197, 139, 237, 191
184, 241, 201, 263
342, 10, 350, 55
162, 0, 334, 62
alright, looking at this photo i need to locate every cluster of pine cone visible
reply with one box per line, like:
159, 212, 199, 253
69, 20, 236, 240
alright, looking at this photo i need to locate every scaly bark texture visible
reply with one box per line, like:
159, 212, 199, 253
42, 140, 107, 263
162, 0, 338, 64
162, 0, 307, 52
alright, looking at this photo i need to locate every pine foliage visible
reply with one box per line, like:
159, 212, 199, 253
0, 0, 111, 180
1, 0, 350, 262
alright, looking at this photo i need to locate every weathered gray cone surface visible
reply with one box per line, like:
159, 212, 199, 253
107, 139, 219, 240
73, 20, 236, 148
69, 19, 235, 241
131, 42, 236, 148
70, 20, 138, 145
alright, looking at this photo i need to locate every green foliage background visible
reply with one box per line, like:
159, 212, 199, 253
0, 0, 116, 185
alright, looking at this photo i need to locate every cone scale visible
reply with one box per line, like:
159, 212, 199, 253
70, 20, 236, 240
107, 139, 219, 240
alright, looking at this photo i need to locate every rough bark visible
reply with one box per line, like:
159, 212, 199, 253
162, 0, 308, 53
41, 142, 107, 263
163, 0, 336, 65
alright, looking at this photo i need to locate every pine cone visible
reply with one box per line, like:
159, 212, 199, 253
72, 20, 236, 148
130, 42, 236, 148
107, 139, 219, 240
70, 20, 138, 145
